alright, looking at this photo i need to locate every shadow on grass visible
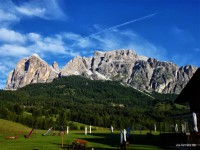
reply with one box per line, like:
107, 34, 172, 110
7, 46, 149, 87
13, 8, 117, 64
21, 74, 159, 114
50, 142, 61, 146
51, 133, 165, 149
81, 133, 163, 149
132, 134, 160, 145
82, 133, 119, 147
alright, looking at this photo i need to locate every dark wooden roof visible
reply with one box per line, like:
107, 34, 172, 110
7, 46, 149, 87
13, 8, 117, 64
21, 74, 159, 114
175, 68, 200, 113
171, 112, 193, 119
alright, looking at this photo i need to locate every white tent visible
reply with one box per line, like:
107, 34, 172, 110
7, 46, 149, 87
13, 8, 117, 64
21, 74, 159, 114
123, 129, 127, 142
66, 126, 69, 134
120, 130, 123, 144
154, 124, 156, 132
175, 124, 178, 132
85, 126, 87, 135
193, 112, 198, 132
110, 126, 114, 133
89, 125, 92, 134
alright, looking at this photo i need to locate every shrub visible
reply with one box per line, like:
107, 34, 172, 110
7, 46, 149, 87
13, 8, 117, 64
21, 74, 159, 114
72, 139, 87, 150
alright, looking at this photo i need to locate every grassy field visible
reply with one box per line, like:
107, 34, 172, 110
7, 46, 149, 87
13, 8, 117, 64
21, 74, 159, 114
0, 119, 164, 150
0, 119, 30, 136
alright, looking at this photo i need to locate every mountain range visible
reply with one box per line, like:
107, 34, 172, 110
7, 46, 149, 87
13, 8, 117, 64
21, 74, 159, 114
5, 49, 197, 93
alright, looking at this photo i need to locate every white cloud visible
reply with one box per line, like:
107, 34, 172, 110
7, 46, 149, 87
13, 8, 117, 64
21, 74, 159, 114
30, 35, 68, 54
0, 27, 74, 57
67, 29, 166, 61
77, 38, 91, 48
62, 33, 92, 48
119, 30, 166, 59
0, 60, 17, 89
0, 10, 19, 22
0, 1, 20, 26
0, 0, 66, 28
16, 6, 46, 17
0, 44, 30, 57
0, 28, 26, 43
64, 33, 82, 41
0, 26, 166, 61
0, 29, 78, 58
31, 40, 67, 54
15, 0, 66, 20
28, 33, 41, 42
0, 64, 9, 76
0, 59, 16, 69
58, 27, 167, 61
66, 51, 80, 57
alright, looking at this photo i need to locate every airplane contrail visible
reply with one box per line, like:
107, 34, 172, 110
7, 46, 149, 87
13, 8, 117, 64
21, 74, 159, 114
86, 13, 157, 38
71, 13, 157, 47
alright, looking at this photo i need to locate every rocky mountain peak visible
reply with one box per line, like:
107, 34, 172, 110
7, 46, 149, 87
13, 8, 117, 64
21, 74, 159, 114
5, 54, 59, 90
60, 55, 93, 77
5, 49, 198, 93
52, 61, 59, 72
94, 49, 139, 60
31, 53, 40, 58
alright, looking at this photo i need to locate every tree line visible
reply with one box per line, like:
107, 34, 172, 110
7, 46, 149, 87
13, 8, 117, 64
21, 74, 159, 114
0, 75, 188, 130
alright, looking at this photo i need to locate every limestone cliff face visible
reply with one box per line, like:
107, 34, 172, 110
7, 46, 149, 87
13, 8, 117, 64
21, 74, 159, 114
52, 61, 59, 72
90, 50, 148, 81
5, 54, 59, 90
5, 50, 197, 93
127, 58, 196, 93
60, 49, 197, 94
60, 56, 93, 77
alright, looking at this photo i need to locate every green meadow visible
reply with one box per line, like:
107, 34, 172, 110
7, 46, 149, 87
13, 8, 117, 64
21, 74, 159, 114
0, 119, 164, 150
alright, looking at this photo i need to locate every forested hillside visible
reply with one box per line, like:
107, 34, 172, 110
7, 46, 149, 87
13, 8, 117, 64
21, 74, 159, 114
0, 76, 188, 130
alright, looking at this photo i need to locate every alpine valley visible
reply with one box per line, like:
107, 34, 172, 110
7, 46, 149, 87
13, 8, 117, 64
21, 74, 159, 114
0, 49, 192, 130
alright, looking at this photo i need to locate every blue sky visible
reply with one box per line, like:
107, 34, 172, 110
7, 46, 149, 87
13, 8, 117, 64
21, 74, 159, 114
0, 0, 199, 89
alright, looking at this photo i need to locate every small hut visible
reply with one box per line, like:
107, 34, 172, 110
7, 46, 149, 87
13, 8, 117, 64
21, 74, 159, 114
161, 68, 200, 146
174, 68, 200, 143
175, 68, 200, 131
175, 68, 200, 114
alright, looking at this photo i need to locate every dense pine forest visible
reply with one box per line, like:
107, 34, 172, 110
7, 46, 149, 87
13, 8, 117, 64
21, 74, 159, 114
0, 76, 188, 130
